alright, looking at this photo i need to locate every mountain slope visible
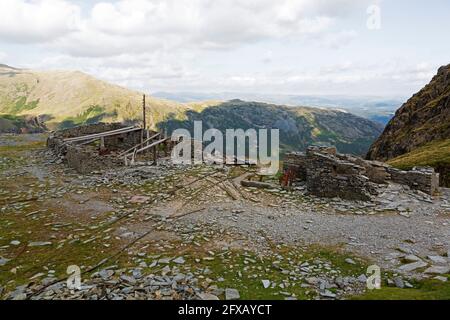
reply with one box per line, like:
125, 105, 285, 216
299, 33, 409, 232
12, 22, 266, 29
0, 64, 190, 129
0, 65, 383, 155
367, 64, 450, 186
367, 64, 450, 160
158, 100, 383, 155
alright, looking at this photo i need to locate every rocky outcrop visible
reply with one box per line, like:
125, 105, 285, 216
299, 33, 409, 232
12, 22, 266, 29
367, 64, 450, 161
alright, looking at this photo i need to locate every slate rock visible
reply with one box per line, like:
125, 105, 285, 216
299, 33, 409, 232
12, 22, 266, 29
424, 266, 450, 275
198, 293, 220, 300
427, 256, 447, 265
225, 288, 240, 300
0, 257, 10, 266
398, 261, 427, 272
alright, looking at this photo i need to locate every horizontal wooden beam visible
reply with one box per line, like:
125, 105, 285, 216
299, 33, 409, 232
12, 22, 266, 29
135, 137, 170, 154
118, 132, 161, 157
64, 126, 141, 143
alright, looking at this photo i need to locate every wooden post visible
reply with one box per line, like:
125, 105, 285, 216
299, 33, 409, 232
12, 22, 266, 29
142, 94, 147, 130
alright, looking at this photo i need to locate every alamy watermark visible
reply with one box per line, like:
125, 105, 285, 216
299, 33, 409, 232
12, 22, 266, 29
366, 265, 382, 290
67, 265, 81, 290
170, 121, 280, 176
367, 4, 382, 30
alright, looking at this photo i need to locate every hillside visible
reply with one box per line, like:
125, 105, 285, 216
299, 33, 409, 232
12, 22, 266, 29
0, 64, 190, 130
367, 64, 450, 185
367, 64, 450, 160
0, 65, 383, 155
157, 100, 383, 155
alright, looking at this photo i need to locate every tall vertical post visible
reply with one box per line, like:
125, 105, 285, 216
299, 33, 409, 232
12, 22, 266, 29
142, 94, 147, 130
141, 94, 146, 147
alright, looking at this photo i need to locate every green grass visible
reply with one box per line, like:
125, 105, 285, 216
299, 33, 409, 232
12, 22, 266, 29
5, 97, 40, 114
354, 278, 450, 300
58, 105, 115, 129
388, 139, 450, 169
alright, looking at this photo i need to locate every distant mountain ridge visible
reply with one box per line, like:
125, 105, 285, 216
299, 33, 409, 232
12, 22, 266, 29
0, 64, 383, 155
158, 99, 383, 155
153, 91, 403, 125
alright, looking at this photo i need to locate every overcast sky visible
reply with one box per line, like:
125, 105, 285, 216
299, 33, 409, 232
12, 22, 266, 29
0, 0, 449, 97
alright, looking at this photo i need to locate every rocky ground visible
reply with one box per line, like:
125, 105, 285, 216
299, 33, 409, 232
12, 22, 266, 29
0, 134, 449, 300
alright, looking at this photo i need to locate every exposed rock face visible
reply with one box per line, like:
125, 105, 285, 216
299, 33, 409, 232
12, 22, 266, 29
367, 64, 450, 161
284, 146, 440, 200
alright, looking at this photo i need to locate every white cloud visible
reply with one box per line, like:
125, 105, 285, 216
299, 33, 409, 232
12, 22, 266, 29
0, 0, 81, 43
1, 0, 441, 96
49, 0, 368, 57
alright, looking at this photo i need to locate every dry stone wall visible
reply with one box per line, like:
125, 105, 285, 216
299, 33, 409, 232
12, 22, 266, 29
284, 146, 440, 200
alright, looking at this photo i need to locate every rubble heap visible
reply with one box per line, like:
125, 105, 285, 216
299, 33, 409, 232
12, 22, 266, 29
284, 146, 440, 200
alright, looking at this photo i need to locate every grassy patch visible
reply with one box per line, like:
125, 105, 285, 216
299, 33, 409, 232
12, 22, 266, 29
388, 139, 450, 169
354, 278, 450, 300
8, 97, 40, 114
58, 105, 117, 129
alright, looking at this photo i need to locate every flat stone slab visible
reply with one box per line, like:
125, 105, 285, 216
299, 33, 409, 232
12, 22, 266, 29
198, 293, 220, 300
28, 241, 52, 247
424, 266, 450, 275
225, 288, 240, 300
427, 255, 448, 265
404, 255, 422, 263
173, 257, 185, 264
398, 261, 427, 272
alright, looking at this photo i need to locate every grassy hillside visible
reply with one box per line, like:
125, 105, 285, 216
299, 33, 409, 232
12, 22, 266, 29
387, 139, 450, 187
0, 65, 191, 130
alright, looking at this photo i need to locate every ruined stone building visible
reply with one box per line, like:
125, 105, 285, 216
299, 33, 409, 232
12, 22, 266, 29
47, 123, 173, 174
283, 146, 440, 201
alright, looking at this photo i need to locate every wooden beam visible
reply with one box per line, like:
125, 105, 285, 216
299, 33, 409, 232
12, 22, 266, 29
135, 137, 169, 154
118, 132, 161, 157
63, 126, 140, 143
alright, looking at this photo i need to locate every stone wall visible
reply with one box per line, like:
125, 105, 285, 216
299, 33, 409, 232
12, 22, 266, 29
387, 167, 440, 196
305, 147, 379, 201
283, 146, 440, 199
66, 145, 123, 174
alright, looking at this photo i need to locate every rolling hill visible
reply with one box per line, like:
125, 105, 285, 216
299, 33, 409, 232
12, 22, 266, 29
0, 64, 383, 155
0, 64, 191, 130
